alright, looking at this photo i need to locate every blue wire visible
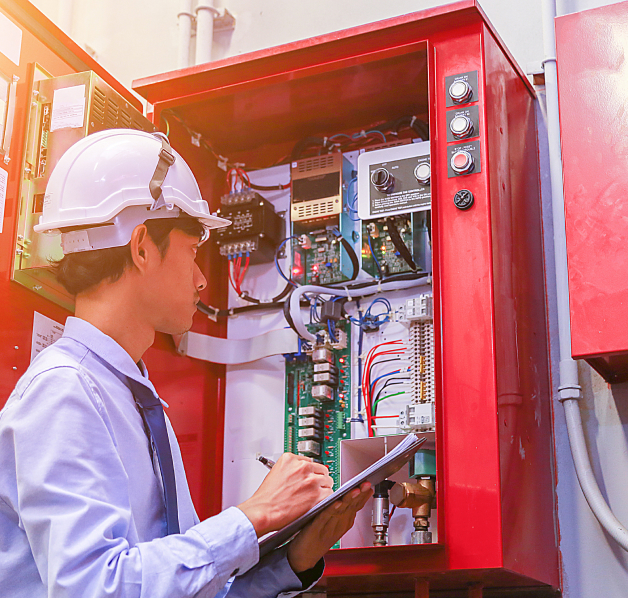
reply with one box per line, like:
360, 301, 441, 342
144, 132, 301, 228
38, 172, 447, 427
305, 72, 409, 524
370, 370, 402, 395
367, 235, 383, 279
330, 133, 351, 141
327, 319, 338, 342
352, 129, 387, 143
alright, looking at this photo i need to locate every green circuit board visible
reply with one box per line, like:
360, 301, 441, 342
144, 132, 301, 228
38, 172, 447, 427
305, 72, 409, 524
362, 213, 429, 278
292, 228, 345, 285
284, 320, 351, 490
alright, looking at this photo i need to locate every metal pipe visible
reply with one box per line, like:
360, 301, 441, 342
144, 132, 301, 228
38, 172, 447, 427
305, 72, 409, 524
195, 0, 218, 65
58, 0, 74, 34
541, 0, 628, 550
177, 0, 194, 69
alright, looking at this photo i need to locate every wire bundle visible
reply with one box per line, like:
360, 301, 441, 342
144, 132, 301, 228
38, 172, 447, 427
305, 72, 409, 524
228, 253, 250, 296
361, 340, 409, 437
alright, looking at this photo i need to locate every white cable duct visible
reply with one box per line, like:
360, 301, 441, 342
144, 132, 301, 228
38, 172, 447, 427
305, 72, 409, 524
289, 278, 429, 342
177, 327, 299, 364
195, 0, 218, 65
541, 0, 628, 550
177, 0, 194, 69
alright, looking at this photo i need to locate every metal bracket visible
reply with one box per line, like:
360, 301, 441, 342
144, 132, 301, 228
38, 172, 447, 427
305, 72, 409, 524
188, 8, 236, 35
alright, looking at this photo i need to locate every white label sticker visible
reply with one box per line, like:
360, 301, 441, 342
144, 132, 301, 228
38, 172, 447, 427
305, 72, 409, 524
0, 167, 7, 234
0, 12, 22, 66
51, 85, 86, 132
31, 312, 65, 362
61, 229, 92, 253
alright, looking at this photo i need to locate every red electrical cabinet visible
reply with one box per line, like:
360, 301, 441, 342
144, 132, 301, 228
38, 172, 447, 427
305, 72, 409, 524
556, 1, 628, 383
133, 1, 558, 595
0, 0, 558, 596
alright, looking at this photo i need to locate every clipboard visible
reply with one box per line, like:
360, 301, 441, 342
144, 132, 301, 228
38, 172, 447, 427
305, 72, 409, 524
259, 433, 427, 557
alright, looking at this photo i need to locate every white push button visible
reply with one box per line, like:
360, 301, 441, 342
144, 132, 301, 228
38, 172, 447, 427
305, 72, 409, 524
414, 163, 431, 185
449, 114, 474, 139
449, 79, 473, 104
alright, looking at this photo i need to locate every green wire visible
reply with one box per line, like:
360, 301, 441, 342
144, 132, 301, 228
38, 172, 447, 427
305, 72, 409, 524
372, 391, 406, 416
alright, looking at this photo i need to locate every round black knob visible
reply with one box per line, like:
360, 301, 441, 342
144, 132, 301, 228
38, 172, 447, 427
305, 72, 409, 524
371, 168, 395, 193
453, 189, 474, 210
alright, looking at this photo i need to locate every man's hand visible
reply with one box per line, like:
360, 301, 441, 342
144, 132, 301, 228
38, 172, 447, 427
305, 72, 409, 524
287, 482, 373, 573
238, 453, 334, 537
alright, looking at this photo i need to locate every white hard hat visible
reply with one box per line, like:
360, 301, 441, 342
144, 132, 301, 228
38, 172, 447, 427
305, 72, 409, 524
34, 129, 230, 254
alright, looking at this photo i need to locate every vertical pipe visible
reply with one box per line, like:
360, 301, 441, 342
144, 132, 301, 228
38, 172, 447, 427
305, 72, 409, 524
540, 0, 580, 401
177, 0, 193, 69
195, 1, 217, 65
58, 0, 74, 35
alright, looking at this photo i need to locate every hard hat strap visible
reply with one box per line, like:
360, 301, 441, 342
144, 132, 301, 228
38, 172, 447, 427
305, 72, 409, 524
149, 133, 176, 204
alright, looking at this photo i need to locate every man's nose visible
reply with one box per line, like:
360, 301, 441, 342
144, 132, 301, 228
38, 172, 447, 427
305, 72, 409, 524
194, 262, 207, 291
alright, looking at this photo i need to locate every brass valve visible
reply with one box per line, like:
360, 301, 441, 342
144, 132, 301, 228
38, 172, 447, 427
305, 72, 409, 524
389, 479, 436, 544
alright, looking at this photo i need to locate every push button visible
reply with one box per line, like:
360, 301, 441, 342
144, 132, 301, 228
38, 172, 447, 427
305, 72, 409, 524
450, 150, 474, 175
448, 79, 473, 104
449, 114, 474, 139
414, 163, 431, 185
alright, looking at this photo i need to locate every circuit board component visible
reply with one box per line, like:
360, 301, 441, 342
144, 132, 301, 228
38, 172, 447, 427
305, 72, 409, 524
284, 321, 351, 489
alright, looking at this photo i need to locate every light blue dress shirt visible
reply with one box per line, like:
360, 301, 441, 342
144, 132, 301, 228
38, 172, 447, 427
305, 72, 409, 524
0, 317, 320, 598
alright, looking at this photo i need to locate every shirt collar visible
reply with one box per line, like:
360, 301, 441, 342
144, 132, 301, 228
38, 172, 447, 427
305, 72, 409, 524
62, 316, 156, 394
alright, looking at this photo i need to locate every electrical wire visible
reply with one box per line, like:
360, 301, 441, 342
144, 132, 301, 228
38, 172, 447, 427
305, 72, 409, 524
367, 235, 383, 279
287, 276, 429, 342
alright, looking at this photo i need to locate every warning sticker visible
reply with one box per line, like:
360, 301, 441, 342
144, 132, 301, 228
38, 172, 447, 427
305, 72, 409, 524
31, 312, 65, 362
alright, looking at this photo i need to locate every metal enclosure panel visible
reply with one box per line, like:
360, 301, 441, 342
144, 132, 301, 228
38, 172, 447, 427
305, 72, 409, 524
556, 1, 628, 381
0, 0, 225, 519
133, 2, 557, 593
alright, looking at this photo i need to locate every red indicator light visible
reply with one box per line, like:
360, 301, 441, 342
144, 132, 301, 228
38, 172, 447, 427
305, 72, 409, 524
312, 264, 319, 272
291, 266, 303, 277
339, 358, 345, 364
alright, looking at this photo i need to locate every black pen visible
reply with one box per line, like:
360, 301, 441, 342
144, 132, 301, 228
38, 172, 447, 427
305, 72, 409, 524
257, 454, 276, 470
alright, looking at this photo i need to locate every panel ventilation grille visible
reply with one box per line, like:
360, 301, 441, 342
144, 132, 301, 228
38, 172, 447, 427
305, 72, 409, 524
92, 87, 106, 124
291, 197, 340, 221
297, 155, 335, 173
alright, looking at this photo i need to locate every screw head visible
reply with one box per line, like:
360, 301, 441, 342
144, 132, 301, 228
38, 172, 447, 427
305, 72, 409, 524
453, 189, 474, 210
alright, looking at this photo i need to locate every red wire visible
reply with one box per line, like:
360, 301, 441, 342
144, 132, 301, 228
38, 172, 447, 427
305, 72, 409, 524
237, 255, 250, 294
227, 260, 238, 294
362, 341, 405, 437
234, 257, 241, 295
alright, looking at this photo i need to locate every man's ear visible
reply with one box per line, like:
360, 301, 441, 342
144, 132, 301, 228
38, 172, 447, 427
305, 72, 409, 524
129, 224, 152, 272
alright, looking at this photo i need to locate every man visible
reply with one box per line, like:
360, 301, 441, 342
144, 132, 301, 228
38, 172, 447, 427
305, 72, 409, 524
0, 130, 372, 597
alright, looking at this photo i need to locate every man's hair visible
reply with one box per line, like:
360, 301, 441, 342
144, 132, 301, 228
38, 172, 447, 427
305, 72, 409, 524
51, 217, 206, 296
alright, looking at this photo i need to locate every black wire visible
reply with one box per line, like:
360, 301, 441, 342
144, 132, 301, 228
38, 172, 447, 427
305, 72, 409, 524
248, 181, 290, 192
238, 282, 292, 305
337, 234, 360, 281
386, 217, 418, 272
372, 377, 411, 417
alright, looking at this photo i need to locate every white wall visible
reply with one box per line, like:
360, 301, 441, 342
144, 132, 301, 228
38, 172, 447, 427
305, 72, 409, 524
27, 0, 628, 596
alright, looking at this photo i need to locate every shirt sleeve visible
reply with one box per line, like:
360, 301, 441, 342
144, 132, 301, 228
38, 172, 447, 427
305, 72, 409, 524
217, 546, 324, 598
5, 365, 259, 598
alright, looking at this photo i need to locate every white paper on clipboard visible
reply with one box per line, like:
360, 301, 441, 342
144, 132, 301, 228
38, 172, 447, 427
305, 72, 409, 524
51, 85, 86, 132
258, 433, 426, 557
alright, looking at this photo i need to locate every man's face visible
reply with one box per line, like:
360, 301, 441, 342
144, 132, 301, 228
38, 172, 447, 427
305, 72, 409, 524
143, 228, 207, 335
